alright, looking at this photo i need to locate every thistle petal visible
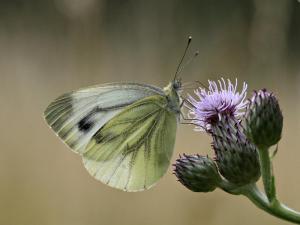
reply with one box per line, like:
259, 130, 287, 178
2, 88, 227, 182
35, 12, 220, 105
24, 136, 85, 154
186, 78, 248, 131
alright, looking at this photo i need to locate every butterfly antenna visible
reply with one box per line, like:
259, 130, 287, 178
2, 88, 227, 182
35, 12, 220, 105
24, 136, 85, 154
177, 51, 199, 76
173, 36, 192, 81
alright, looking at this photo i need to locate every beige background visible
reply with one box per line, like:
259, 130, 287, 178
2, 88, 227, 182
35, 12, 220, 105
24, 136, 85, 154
1, 1, 300, 225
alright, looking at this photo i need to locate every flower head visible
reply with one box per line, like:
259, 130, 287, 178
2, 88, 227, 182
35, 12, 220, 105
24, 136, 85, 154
186, 78, 248, 131
245, 89, 283, 148
174, 154, 222, 192
212, 114, 261, 186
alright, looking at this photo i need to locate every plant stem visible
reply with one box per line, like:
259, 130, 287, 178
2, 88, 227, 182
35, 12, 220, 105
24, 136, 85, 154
257, 147, 276, 201
241, 184, 300, 224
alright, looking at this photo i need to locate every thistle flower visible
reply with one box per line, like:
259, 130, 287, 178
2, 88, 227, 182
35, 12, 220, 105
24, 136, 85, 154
245, 89, 283, 149
175, 80, 300, 224
181, 78, 260, 187
174, 154, 222, 192
186, 78, 248, 131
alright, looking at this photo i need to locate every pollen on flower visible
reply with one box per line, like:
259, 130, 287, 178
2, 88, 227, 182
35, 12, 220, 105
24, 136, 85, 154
185, 78, 248, 131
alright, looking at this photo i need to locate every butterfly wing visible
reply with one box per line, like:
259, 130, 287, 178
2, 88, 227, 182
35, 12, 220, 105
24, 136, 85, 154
44, 83, 164, 154
83, 95, 178, 191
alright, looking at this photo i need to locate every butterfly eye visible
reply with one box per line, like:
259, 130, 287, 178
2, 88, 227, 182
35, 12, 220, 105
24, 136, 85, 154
173, 80, 182, 90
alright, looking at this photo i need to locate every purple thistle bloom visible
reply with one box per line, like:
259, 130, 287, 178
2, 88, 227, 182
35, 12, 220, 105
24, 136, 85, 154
186, 78, 248, 131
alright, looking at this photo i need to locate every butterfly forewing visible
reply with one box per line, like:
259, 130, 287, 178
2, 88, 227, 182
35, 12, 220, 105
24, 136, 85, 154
44, 83, 164, 154
83, 95, 177, 191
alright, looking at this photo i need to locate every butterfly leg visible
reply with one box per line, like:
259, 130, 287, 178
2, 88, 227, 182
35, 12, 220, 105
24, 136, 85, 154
178, 96, 200, 124
179, 98, 206, 130
179, 98, 201, 121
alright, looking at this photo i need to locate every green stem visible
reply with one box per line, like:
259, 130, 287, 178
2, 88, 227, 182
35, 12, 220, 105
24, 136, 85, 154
242, 184, 300, 224
258, 147, 276, 201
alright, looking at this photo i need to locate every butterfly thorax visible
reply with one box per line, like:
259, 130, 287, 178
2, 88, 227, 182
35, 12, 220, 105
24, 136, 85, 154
163, 80, 181, 114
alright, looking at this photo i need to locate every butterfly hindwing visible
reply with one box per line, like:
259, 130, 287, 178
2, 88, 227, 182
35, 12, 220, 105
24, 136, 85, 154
83, 95, 178, 191
44, 83, 164, 154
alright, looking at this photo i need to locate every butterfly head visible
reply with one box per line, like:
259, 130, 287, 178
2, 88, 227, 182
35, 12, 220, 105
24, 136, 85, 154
163, 79, 182, 114
164, 78, 182, 94
172, 78, 182, 90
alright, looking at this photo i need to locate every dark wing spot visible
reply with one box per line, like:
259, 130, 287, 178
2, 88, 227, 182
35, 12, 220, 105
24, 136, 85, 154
78, 108, 98, 132
78, 118, 93, 131
78, 103, 132, 133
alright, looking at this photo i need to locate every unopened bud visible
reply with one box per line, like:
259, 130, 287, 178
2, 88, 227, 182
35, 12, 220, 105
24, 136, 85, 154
245, 89, 283, 149
174, 154, 222, 192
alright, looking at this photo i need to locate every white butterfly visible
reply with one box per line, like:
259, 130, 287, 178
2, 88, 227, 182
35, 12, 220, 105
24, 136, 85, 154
44, 37, 195, 191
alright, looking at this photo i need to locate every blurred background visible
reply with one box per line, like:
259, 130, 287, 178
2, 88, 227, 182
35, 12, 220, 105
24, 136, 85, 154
1, 0, 300, 225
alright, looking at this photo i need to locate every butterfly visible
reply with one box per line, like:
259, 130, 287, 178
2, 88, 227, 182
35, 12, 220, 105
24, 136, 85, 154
44, 37, 195, 192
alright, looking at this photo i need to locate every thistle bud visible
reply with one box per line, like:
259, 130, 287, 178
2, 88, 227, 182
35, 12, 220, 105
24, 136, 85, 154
211, 115, 261, 186
174, 154, 222, 192
245, 89, 283, 149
